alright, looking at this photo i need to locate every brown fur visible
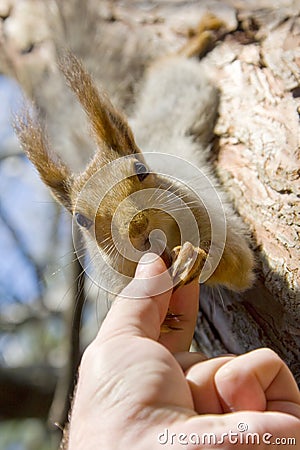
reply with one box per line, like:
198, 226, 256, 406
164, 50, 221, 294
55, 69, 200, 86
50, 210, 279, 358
14, 110, 73, 210
59, 53, 140, 157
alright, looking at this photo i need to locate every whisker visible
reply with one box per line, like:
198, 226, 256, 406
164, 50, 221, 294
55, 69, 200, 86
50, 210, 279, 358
216, 285, 226, 311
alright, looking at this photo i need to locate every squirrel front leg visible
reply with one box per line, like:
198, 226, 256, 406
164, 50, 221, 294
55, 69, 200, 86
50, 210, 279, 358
178, 12, 226, 58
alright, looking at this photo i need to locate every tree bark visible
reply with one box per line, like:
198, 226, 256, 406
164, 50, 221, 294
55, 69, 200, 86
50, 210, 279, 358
196, 3, 300, 384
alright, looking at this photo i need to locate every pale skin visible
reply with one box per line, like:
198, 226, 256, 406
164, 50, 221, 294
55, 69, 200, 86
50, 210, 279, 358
68, 254, 300, 449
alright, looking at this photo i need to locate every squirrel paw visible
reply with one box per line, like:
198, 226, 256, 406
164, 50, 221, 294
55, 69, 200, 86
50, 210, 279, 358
169, 242, 207, 289
160, 242, 206, 333
160, 312, 183, 333
178, 13, 226, 58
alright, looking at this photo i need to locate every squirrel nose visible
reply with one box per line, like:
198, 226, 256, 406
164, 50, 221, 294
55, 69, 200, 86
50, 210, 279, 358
128, 211, 149, 238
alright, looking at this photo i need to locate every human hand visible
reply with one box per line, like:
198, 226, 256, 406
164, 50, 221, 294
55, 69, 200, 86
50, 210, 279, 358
67, 254, 300, 449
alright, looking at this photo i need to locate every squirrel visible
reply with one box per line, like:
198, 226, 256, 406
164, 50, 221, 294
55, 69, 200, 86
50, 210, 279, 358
15, 15, 255, 324
14, 15, 256, 445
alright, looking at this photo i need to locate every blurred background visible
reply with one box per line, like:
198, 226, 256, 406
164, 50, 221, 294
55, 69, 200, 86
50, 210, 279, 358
0, 74, 68, 448
0, 72, 104, 449
0, 70, 105, 447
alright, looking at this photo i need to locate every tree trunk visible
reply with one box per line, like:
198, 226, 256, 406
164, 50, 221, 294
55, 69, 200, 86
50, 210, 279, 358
194, 3, 300, 384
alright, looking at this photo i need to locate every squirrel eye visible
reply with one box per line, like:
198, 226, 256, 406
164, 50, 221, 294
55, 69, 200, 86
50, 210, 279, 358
134, 161, 149, 182
75, 213, 93, 230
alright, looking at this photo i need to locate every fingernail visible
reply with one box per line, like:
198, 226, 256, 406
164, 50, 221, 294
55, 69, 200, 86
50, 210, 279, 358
139, 252, 159, 264
136, 253, 159, 278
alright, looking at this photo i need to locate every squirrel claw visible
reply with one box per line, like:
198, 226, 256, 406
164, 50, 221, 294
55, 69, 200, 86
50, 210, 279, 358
160, 324, 182, 333
160, 312, 183, 333
178, 13, 226, 58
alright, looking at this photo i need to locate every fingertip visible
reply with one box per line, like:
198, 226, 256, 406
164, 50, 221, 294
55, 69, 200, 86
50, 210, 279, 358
135, 252, 168, 279
127, 252, 172, 299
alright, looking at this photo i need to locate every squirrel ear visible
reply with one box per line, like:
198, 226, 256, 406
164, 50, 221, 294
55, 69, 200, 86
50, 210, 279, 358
59, 52, 140, 156
14, 109, 73, 211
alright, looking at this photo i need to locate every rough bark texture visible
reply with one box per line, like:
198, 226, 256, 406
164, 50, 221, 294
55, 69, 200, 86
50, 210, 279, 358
0, 0, 299, 421
199, 3, 300, 383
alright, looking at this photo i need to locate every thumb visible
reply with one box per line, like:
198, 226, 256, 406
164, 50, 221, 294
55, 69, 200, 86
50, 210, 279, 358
97, 253, 173, 343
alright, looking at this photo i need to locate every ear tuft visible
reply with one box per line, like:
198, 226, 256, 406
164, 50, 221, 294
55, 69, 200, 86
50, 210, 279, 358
59, 52, 140, 156
14, 107, 73, 211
